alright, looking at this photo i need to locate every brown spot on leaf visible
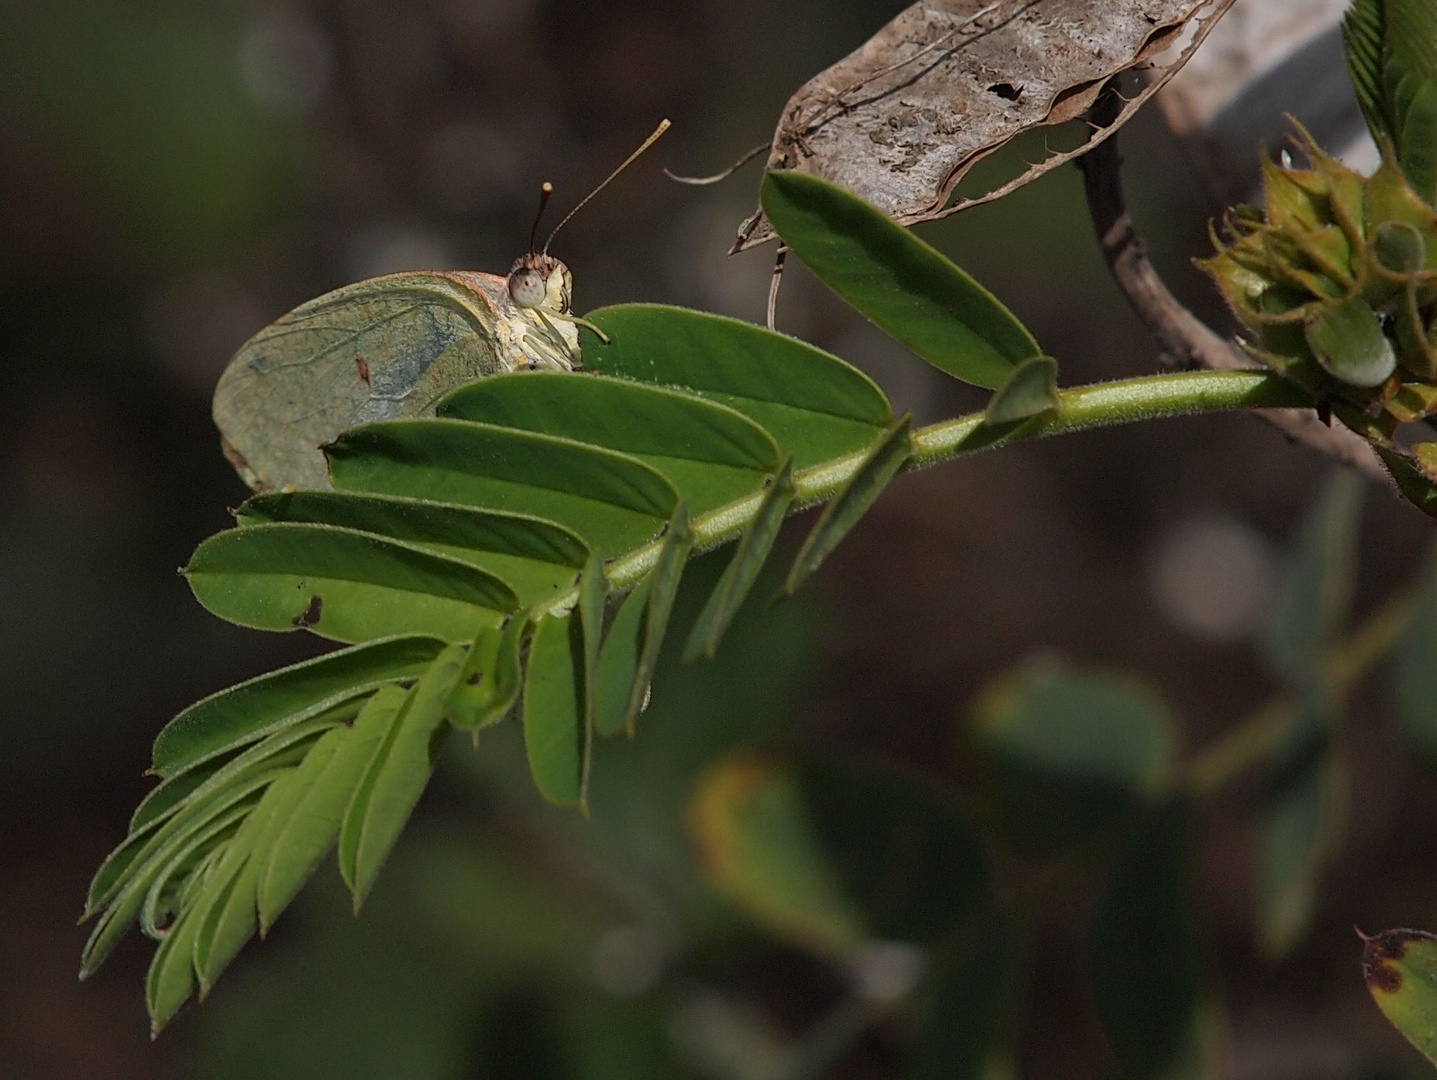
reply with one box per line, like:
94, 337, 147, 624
291, 594, 323, 629
466, 671, 483, 686
1362, 929, 1434, 995
355, 357, 371, 383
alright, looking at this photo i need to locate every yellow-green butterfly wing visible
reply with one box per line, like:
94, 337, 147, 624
214, 271, 522, 492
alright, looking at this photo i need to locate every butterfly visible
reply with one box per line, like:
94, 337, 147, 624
212, 121, 669, 492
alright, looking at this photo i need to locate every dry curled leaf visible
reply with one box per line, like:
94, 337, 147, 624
731, 0, 1237, 251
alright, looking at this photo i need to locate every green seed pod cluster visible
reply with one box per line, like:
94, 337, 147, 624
1200, 132, 1437, 516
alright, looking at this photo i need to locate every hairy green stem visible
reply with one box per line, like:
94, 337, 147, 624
1185, 588, 1419, 797
558, 369, 1312, 616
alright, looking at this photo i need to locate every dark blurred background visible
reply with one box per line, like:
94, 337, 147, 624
3, 1, 1435, 1077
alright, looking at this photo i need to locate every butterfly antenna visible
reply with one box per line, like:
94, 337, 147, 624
528, 182, 555, 254
543, 119, 671, 254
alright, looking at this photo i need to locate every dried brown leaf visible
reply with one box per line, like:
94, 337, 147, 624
731, 0, 1237, 252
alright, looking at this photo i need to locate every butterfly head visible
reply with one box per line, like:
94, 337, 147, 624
507, 252, 572, 314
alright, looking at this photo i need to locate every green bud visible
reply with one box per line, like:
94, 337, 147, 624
1304, 295, 1398, 387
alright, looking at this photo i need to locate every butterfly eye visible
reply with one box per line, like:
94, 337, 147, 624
508, 268, 546, 308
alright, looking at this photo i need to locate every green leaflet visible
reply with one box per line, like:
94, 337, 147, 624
150, 634, 446, 777
237, 490, 587, 608
596, 502, 693, 737
628, 502, 691, 730
1264, 469, 1364, 681
1089, 799, 1220, 1080
146, 896, 205, 1035
445, 612, 529, 734
582, 305, 892, 468
691, 752, 993, 956
257, 710, 384, 929
783, 416, 912, 597
336, 684, 413, 898
963, 663, 1177, 857
132, 703, 351, 835
687, 753, 865, 956
594, 576, 652, 738
186, 523, 519, 644
524, 613, 587, 808
576, 552, 606, 804
685, 460, 797, 661
761, 170, 1042, 389
439, 373, 782, 516
326, 419, 679, 556
348, 643, 468, 907
1363, 928, 1437, 1065
984, 356, 1061, 424
191, 768, 302, 993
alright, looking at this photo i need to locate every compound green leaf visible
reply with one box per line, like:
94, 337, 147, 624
439, 373, 781, 516
1090, 799, 1220, 1080
1363, 928, 1437, 1065
963, 663, 1177, 857
761, 170, 1041, 389
336, 684, 412, 896
350, 643, 468, 907
583, 305, 892, 468
186, 523, 518, 644
984, 355, 1061, 425
783, 416, 911, 597
150, 634, 446, 778
1265, 469, 1364, 681
523, 613, 586, 808
1397, 548, 1437, 762
236, 490, 587, 608
327, 419, 678, 556
685, 460, 796, 661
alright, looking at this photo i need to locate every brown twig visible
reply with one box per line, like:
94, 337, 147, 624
1077, 96, 1387, 482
